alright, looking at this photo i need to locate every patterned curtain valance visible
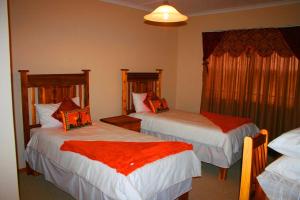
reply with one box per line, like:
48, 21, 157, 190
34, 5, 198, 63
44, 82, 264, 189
279, 26, 300, 60
202, 26, 300, 65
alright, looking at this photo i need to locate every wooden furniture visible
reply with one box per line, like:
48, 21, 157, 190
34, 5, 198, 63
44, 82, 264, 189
239, 129, 269, 200
19, 69, 90, 148
100, 115, 141, 132
121, 68, 162, 115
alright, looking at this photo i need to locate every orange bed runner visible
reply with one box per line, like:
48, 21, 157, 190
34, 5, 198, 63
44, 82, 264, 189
60, 140, 192, 176
201, 112, 252, 133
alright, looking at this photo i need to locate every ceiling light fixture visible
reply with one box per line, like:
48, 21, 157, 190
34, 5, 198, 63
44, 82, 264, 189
144, 1, 188, 23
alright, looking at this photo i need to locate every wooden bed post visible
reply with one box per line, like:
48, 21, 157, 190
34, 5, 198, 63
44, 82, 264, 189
19, 70, 38, 175
19, 70, 30, 147
82, 69, 90, 107
178, 192, 189, 200
156, 69, 163, 98
219, 168, 228, 180
121, 69, 129, 115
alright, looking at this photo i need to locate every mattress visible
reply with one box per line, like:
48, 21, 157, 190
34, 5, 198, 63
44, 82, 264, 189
130, 110, 259, 167
25, 122, 201, 200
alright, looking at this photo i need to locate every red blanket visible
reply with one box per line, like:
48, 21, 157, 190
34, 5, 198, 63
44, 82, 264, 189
60, 141, 192, 176
201, 112, 252, 133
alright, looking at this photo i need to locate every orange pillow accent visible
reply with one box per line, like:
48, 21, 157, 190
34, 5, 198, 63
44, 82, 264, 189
61, 107, 92, 131
161, 98, 169, 110
148, 99, 161, 113
148, 98, 170, 113
52, 97, 80, 122
143, 91, 159, 110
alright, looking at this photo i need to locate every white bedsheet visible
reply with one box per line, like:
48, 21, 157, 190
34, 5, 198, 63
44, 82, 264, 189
25, 122, 201, 200
257, 155, 300, 200
130, 110, 259, 166
257, 171, 300, 200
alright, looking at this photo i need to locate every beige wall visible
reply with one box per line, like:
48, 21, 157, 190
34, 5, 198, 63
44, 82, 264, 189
10, 0, 178, 168
10, 0, 300, 169
0, 0, 20, 198
176, 3, 300, 112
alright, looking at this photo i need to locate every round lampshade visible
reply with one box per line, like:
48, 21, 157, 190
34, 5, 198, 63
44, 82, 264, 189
144, 4, 188, 23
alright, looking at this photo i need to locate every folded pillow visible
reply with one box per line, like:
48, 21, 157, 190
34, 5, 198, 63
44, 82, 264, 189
143, 91, 159, 109
148, 99, 161, 113
265, 155, 300, 182
160, 98, 169, 110
52, 97, 80, 122
132, 92, 151, 113
148, 98, 169, 113
35, 97, 80, 128
268, 127, 300, 158
61, 107, 92, 131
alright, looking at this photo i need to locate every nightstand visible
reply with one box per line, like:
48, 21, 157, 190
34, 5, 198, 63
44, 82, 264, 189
100, 115, 141, 132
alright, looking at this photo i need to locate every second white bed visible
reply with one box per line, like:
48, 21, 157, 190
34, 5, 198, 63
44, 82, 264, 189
130, 109, 259, 168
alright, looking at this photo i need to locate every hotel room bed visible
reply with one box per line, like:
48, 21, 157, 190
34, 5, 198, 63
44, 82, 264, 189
25, 122, 201, 200
121, 69, 259, 179
19, 69, 201, 200
130, 109, 259, 169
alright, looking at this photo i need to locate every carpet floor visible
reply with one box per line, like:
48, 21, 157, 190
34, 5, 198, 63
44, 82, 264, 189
19, 161, 242, 200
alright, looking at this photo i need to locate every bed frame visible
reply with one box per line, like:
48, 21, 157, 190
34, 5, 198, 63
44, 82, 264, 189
121, 68, 162, 115
19, 69, 90, 148
121, 69, 228, 180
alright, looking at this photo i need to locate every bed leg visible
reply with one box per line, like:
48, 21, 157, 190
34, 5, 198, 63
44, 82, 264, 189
178, 192, 189, 200
26, 162, 40, 176
218, 167, 228, 180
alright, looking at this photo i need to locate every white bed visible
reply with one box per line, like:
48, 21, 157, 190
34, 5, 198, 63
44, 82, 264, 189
130, 110, 259, 169
25, 121, 201, 200
257, 128, 300, 200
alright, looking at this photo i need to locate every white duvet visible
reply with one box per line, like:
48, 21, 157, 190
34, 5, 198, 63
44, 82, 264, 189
25, 122, 201, 200
257, 156, 300, 200
130, 110, 259, 165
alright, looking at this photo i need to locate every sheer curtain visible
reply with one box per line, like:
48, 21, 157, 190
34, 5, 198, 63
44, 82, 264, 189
201, 51, 300, 139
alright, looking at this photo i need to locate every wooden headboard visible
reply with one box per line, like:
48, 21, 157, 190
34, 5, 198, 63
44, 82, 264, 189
121, 69, 162, 115
19, 69, 90, 147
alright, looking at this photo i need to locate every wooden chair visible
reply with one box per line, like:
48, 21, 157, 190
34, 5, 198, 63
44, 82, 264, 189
239, 129, 268, 200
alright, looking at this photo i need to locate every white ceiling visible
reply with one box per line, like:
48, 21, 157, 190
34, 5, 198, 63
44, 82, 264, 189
101, 0, 300, 16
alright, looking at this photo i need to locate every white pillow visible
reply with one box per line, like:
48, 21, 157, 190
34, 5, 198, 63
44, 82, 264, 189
266, 155, 300, 182
72, 96, 80, 107
132, 92, 150, 113
34, 97, 81, 128
35, 103, 62, 128
268, 128, 300, 158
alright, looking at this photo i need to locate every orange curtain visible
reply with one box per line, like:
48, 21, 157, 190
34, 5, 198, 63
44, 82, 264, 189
201, 52, 300, 139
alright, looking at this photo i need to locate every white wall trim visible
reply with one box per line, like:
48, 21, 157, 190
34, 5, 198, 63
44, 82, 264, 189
100, 0, 150, 11
99, 0, 300, 16
190, 0, 300, 16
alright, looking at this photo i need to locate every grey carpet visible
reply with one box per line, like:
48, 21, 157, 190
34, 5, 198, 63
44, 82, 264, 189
19, 161, 242, 200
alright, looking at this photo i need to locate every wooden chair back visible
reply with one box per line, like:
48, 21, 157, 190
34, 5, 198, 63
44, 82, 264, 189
239, 129, 268, 200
